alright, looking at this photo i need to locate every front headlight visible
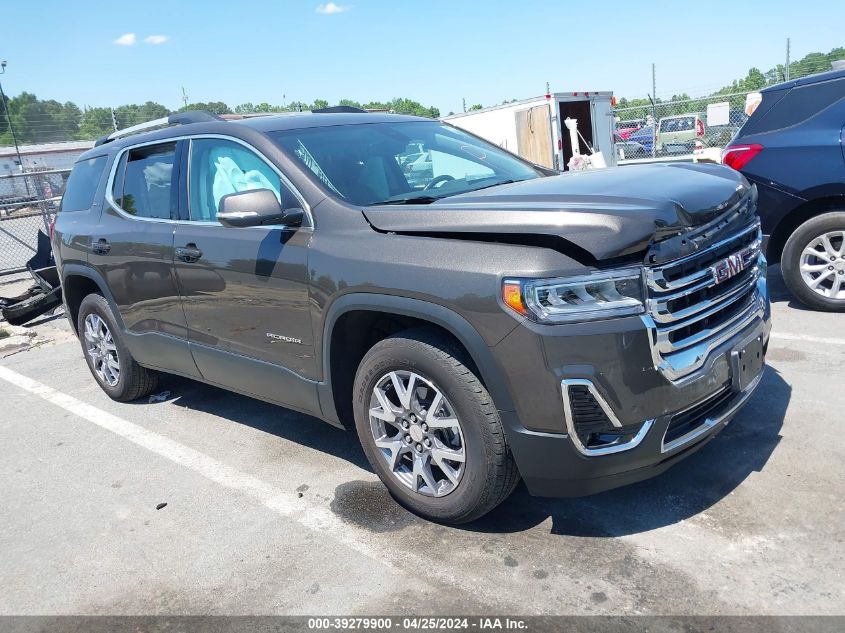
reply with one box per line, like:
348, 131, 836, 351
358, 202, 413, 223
502, 268, 645, 323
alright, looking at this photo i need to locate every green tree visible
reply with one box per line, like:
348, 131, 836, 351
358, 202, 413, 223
616, 47, 845, 119
79, 107, 114, 139
180, 101, 232, 115
5, 92, 46, 142
113, 101, 169, 128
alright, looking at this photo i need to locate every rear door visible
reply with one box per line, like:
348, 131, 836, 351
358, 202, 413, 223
89, 139, 197, 377
173, 136, 316, 410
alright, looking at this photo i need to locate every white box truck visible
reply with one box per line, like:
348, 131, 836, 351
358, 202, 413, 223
443, 92, 616, 171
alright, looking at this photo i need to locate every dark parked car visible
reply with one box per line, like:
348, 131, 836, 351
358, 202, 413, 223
723, 68, 845, 311
627, 124, 655, 155
613, 132, 647, 160
53, 110, 770, 523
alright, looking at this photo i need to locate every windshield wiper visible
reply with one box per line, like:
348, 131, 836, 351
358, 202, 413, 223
466, 178, 521, 193
374, 195, 442, 205
374, 178, 528, 205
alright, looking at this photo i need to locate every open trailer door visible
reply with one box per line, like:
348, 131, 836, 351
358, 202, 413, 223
515, 105, 554, 168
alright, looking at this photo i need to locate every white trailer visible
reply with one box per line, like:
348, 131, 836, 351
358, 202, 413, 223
443, 92, 616, 171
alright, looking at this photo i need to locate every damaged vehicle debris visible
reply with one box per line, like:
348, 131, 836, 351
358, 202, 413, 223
52, 110, 770, 524
1, 230, 63, 326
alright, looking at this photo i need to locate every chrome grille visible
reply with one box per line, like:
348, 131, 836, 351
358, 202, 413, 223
645, 220, 764, 381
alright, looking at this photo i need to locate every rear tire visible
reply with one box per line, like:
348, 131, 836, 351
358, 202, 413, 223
353, 329, 519, 524
77, 293, 158, 401
781, 212, 845, 312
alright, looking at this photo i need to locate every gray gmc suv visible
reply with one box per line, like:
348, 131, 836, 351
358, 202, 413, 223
53, 110, 771, 523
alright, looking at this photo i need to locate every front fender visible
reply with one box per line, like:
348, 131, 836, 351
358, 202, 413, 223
316, 293, 517, 424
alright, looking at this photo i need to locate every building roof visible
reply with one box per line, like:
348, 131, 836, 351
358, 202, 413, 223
0, 140, 95, 158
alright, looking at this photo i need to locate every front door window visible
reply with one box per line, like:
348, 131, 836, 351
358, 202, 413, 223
188, 138, 298, 222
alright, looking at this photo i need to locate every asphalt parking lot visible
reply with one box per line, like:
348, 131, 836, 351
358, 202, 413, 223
0, 267, 842, 616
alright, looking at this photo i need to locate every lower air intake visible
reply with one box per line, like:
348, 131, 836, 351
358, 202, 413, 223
562, 379, 654, 457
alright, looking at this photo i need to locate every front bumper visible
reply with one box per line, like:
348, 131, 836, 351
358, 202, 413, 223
492, 271, 772, 498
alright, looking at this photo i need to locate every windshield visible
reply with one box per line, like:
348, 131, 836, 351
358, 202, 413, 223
269, 121, 541, 206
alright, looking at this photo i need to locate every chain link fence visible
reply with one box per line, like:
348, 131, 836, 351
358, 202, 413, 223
0, 170, 68, 274
613, 91, 754, 162
612, 51, 845, 163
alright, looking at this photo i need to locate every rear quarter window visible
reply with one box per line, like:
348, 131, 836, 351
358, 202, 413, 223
60, 156, 107, 212
741, 77, 845, 135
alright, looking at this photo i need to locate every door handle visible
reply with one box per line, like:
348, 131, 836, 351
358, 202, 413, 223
92, 238, 111, 255
175, 243, 203, 263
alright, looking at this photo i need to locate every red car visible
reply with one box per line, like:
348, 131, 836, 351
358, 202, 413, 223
616, 118, 644, 140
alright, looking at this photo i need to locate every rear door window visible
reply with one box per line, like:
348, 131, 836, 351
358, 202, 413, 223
112, 142, 178, 219
60, 156, 107, 212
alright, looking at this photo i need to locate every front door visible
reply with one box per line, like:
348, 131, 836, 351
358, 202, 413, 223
173, 137, 316, 411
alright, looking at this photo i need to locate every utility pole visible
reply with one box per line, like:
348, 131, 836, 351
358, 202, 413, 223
181, 86, 189, 110
462, 98, 466, 113
651, 63, 657, 159
652, 63, 656, 104
110, 108, 118, 132
785, 38, 791, 81
0, 60, 30, 194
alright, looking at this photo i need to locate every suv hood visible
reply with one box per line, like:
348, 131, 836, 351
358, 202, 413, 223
363, 163, 750, 262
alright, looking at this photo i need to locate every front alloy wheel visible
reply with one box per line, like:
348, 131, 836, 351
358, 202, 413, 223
84, 313, 120, 386
353, 329, 519, 523
368, 370, 466, 497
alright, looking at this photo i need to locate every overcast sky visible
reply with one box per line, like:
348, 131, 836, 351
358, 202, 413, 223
3, 0, 843, 114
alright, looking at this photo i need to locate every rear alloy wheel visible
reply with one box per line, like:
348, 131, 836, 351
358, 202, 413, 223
83, 313, 121, 387
77, 293, 158, 401
782, 212, 845, 311
353, 329, 520, 524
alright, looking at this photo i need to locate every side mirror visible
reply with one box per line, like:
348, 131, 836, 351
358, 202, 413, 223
217, 189, 303, 228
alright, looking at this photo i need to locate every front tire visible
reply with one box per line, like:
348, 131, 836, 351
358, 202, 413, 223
77, 294, 158, 401
781, 212, 845, 311
353, 329, 519, 524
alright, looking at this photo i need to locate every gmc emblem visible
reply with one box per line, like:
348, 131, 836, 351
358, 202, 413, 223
711, 247, 753, 284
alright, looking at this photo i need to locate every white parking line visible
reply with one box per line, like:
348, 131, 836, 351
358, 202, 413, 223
0, 365, 481, 602
770, 332, 845, 347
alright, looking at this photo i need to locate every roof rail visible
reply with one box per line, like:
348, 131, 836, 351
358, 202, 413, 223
94, 110, 223, 147
312, 106, 369, 114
